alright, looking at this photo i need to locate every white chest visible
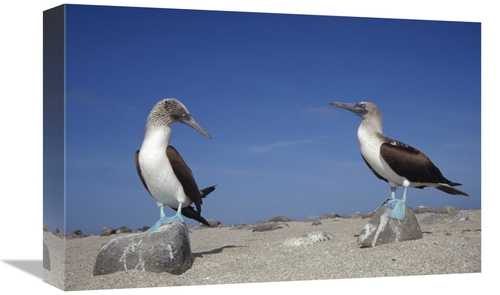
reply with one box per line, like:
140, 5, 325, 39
139, 128, 187, 207
357, 126, 406, 187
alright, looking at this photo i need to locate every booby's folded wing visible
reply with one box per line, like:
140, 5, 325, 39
166, 145, 203, 212
380, 139, 451, 184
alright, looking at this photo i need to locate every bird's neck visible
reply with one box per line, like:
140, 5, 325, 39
141, 125, 172, 150
358, 117, 384, 144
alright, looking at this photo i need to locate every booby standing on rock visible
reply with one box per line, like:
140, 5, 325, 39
135, 98, 216, 232
329, 101, 469, 220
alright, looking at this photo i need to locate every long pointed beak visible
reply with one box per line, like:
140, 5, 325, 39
179, 115, 212, 139
329, 101, 367, 117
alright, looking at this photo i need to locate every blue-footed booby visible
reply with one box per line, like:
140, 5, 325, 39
135, 98, 216, 232
329, 101, 469, 220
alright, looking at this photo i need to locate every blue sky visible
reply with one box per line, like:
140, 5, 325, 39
45, 4, 480, 235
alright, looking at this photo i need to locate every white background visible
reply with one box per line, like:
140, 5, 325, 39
1, 1, 497, 294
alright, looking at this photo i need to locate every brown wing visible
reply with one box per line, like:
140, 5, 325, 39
380, 139, 452, 184
135, 150, 151, 194
166, 145, 203, 213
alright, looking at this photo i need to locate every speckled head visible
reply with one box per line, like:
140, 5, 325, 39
147, 98, 212, 139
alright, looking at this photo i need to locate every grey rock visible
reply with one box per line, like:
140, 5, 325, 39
357, 202, 422, 247
460, 216, 473, 222
43, 238, 50, 271
283, 231, 334, 247
67, 232, 84, 240
43, 223, 48, 232
252, 222, 284, 232
414, 205, 436, 214
320, 213, 340, 219
438, 206, 460, 216
54, 228, 63, 238
100, 227, 115, 236
116, 226, 132, 234
135, 226, 150, 233
267, 215, 292, 222
311, 220, 322, 226
93, 222, 194, 276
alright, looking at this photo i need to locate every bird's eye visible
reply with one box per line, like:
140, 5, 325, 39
181, 113, 186, 117
359, 103, 366, 108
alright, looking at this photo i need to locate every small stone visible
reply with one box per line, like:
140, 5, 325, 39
267, 215, 292, 222
252, 222, 283, 232
67, 229, 85, 239
100, 227, 115, 236
460, 216, 473, 222
116, 226, 132, 234
283, 231, 334, 247
438, 206, 460, 216
320, 213, 340, 219
311, 220, 322, 226
54, 228, 63, 238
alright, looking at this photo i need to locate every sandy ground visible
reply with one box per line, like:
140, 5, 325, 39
43, 209, 481, 291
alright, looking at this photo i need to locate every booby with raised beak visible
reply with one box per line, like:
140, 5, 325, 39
330, 101, 469, 220
135, 98, 216, 232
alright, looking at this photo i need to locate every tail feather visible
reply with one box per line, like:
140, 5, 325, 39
181, 206, 211, 226
200, 184, 217, 198
436, 184, 469, 196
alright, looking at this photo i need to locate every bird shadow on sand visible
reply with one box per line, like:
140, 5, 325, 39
3, 260, 43, 280
194, 245, 244, 258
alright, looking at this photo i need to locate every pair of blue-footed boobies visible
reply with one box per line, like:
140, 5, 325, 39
135, 98, 216, 232
330, 102, 469, 220
136, 98, 469, 231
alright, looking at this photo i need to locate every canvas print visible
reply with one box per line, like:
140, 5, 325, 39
43, 4, 481, 291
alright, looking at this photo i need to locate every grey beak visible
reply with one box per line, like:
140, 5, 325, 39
329, 102, 368, 117
179, 115, 212, 139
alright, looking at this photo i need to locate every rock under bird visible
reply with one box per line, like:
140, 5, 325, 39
329, 101, 469, 220
135, 98, 216, 232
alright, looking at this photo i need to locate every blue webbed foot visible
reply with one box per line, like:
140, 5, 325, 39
146, 203, 184, 233
387, 198, 405, 220
386, 184, 409, 220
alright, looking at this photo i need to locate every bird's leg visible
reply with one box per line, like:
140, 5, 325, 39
146, 203, 185, 233
171, 202, 184, 222
402, 180, 410, 203
387, 182, 409, 221
160, 205, 166, 218
390, 187, 396, 199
